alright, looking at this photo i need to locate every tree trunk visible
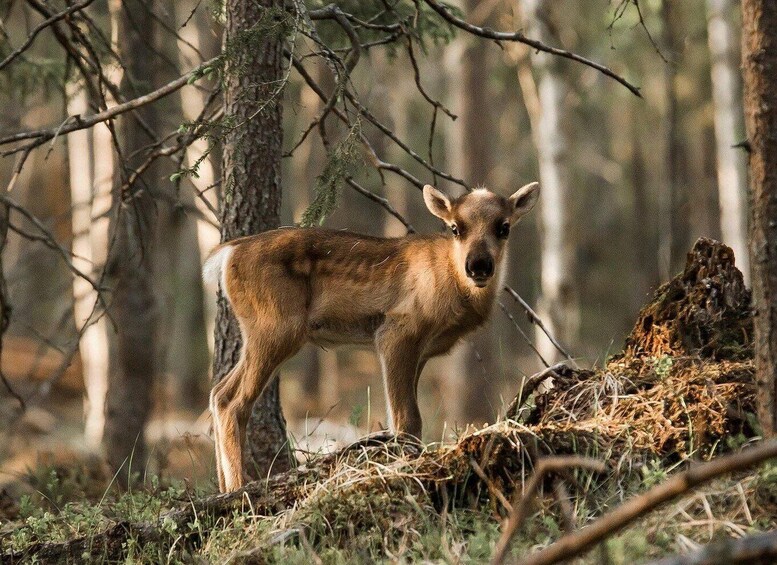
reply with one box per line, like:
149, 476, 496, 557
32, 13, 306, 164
521, 0, 579, 363
742, 0, 777, 437
214, 0, 290, 478
175, 0, 223, 397
66, 84, 110, 448
103, 0, 160, 483
10, 129, 73, 349
707, 0, 750, 283
150, 0, 221, 413
654, 0, 691, 279
157, 197, 211, 411
444, 0, 500, 427
84, 98, 116, 445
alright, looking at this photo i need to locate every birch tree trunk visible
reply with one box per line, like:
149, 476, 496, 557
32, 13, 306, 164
103, 0, 160, 483
521, 0, 579, 363
742, 0, 777, 437
214, 0, 290, 478
707, 0, 750, 283
66, 85, 109, 448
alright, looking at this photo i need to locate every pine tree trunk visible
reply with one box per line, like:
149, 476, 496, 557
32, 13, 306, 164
442, 3, 500, 427
707, 0, 750, 283
103, 0, 160, 483
214, 0, 290, 478
660, 0, 682, 279
742, 0, 777, 437
521, 0, 579, 363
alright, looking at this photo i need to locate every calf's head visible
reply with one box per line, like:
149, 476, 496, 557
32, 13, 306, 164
423, 182, 540, 288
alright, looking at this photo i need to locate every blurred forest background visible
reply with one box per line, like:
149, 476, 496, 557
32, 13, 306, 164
0, 0, 749, 489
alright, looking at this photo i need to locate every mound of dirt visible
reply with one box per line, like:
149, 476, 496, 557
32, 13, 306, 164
520, 238, 756, 460
624, 237, 752, 361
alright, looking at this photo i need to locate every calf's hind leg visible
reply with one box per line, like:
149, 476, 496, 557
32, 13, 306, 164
211, 321, 303, 492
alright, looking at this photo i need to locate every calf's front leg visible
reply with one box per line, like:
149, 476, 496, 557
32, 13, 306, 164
376, 327, 423, 439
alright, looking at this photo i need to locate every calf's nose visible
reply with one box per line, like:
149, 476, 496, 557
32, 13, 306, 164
466, 255, 494, 279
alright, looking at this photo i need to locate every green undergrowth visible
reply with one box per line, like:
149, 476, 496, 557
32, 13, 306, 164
2, 452, 777, 564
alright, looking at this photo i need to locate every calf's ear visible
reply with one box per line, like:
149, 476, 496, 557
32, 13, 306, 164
508, 182, 540, 223
423, 184, 453, 222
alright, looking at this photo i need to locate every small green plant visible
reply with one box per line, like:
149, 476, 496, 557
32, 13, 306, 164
348, 403, 365, 428
641, 459, 669, 488
652, 355, 674, 379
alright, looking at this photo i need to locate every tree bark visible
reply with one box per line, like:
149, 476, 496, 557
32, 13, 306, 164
742, 0, 777, 437
214, 0, 290, 478
707, 0, 750, 284
103, 0, 160, 483
151, 0, 220, 412
521, 0, 579, 364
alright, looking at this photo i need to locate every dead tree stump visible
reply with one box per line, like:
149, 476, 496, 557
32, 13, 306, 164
624, 237, 752, 361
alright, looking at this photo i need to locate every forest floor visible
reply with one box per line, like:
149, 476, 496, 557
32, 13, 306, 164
2, 238, 776, 564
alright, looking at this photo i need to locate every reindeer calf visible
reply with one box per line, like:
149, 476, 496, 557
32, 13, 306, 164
203, 182, 540, 492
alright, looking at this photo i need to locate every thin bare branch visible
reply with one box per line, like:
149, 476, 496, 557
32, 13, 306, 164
503, 285, 577, 366
0, 195, 102, 293
503, 362, 568, 419
346, 177, 416, 233
0, 56, 220, 154
0, 0, 96, 71
423, 0, 641, 97
499, 300, 550, 368
470, 457, 513, 515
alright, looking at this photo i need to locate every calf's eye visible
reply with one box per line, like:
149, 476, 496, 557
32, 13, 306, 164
450, 224, 460, 237
497, 222, 510, 238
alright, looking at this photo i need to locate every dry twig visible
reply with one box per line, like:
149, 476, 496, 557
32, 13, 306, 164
504, 286, 577, 366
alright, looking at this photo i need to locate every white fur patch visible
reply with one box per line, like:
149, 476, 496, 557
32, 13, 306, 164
202, 245, 234, 288
221, 443, 237, 490
378, 353, 395, 432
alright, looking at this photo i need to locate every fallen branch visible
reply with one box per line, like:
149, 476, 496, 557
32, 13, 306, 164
514, 439, 777, 565
491, 456, 605, 565
503, 363, 568, 419
644, 529, 777, 565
